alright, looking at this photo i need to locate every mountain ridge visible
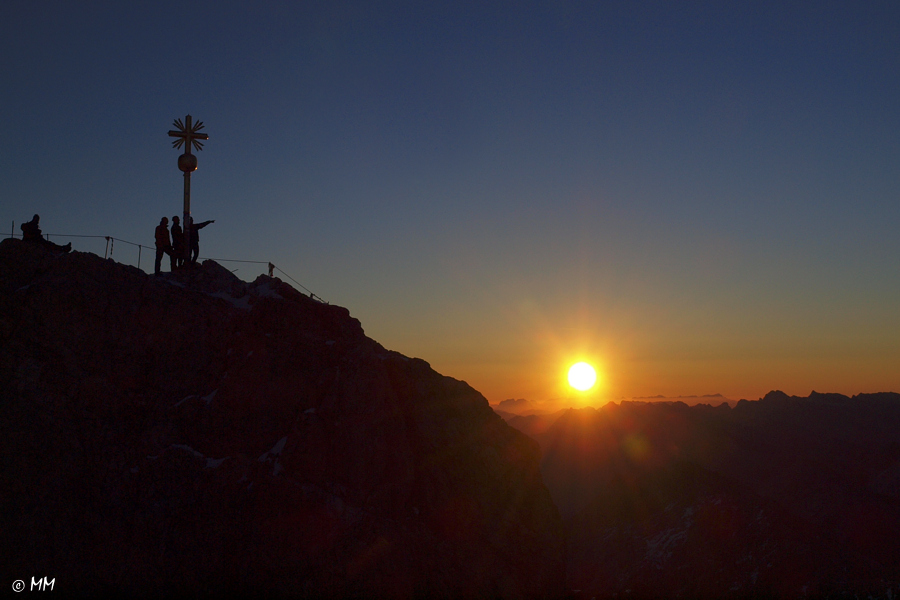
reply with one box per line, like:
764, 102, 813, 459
0, 239, 565, 598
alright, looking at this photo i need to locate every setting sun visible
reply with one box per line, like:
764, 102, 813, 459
567, 362, 597, 392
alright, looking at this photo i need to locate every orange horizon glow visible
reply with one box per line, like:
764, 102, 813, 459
380, 282, 900, 412
430, 347, 900, 412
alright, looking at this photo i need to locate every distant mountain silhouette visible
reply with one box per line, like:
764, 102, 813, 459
494, 397, 547, 416
630, 392, 735, 406
493, 396, 596, 417
502, 410, 569, 438
0, 239, 565, 598
508, 397, 900, 598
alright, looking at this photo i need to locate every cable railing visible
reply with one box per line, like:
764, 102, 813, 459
6, 222, 326, 303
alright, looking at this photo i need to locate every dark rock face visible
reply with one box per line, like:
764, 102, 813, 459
0, 239, 565, 598
513, 397, 900, 599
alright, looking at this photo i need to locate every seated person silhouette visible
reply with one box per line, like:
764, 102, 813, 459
20, 214, 71, 253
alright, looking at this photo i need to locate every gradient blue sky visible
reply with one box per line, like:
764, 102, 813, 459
4, 1, 899, 405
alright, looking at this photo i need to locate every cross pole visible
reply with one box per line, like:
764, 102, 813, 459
168, 115, 209, 262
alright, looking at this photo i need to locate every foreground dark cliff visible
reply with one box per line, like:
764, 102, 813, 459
506, 395, 900, 598
0, 239, 565, 598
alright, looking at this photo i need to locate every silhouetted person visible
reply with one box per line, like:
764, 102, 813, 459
154, 217, 174, 275
170, 215, 185, 270
187, 217, 214, 264
20, 214, 71, 253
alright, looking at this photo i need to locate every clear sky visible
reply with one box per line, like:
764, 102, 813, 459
3, 1, 899, 406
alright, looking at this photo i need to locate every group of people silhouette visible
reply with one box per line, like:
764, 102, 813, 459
155, 215, 213, 274
17, 213, 214, 275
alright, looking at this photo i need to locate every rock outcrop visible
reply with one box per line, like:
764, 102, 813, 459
0, 239, 565, 598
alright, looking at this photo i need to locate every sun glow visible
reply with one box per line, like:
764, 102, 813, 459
567, 362, 597, 392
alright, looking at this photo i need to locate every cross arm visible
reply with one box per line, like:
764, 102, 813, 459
168, 130, 209, 140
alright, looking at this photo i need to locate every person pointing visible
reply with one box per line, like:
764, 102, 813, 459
187, 216, 214, 264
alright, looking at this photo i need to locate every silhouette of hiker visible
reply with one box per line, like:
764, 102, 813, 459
187, 216, 214, 264
170, 215, 185, 270
20, 214, 71, 253
154, 217, 174, 274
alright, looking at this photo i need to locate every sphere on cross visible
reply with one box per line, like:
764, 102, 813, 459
178, 153, 198, 173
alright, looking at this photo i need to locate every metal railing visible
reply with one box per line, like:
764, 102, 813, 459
6, 221, 326, 303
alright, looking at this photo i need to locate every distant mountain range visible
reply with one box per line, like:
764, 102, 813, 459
492, 393, 736, 418
629, 392, 736, 405
501, 394, 900, 598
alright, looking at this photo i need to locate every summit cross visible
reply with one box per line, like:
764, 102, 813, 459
168, 115, 208, 155
168, 114, 210, 261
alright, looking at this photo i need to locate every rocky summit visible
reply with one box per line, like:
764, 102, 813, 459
0, 239, 565, 599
